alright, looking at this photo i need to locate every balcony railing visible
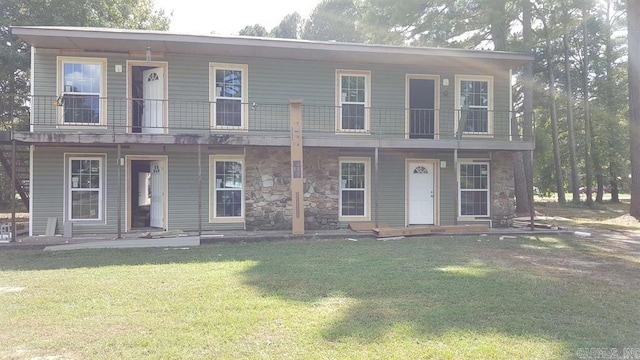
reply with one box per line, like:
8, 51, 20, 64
1, 95, 533, 142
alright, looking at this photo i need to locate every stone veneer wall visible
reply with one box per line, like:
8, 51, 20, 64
244, 147, 339, 230
490, 151, 516, 227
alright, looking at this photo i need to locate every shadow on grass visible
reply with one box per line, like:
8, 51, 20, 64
1, 236, 639, 352
236, 237, 640, 351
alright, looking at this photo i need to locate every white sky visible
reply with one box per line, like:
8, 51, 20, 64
153, 0, 321, 35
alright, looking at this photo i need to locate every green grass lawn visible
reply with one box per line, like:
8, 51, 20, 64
1, 235, 639, 359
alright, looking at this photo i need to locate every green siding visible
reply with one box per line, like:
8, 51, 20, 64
32, 51, 513, 138
31, 145, 501, 235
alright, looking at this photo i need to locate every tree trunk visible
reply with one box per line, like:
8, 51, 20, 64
513, 0, 533, 214
546, 28, 566, 204
563, 30, 580, 203
523, 0, 534, 213
629, 0, 640, 218
583, 7, 593, 205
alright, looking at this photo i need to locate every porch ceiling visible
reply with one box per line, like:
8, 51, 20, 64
11, 26, 532, 69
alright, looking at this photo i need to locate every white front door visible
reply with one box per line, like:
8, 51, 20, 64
408, 162, 434, 225
142, 67, 164, 134
149, 161, 164, 228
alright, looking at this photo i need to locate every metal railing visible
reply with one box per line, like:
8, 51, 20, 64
1, 95, 533, 141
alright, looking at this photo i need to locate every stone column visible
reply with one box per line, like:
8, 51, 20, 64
491, 151, 516, 227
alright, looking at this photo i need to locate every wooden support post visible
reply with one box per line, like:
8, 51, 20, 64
117, 144, 122, 239
290, 100, 304, 236
11, 139, 16, 242
374, 147, 379, 228
453, 149, 458, 225
529, 150, 535, 230
198, 144, 202, 237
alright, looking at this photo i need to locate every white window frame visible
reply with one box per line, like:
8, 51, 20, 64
454, 75, 493, 136
339, 157, 371, 221
335, 70, 371, 134
209, 155, 245, 223
209, 63, 248, 131
457, 162, 490, 217
57, 56, 107, 127
66, 154, 106, 222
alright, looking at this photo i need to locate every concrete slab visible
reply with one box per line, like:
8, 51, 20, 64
44, 236, 200, 251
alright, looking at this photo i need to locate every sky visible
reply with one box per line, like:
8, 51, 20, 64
153, 0, 322, 35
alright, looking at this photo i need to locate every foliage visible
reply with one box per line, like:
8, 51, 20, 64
238, 24, 268, 37
270, 12, 301, 39
301, 0, 365, 42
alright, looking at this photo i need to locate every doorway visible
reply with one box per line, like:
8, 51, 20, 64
406, 160, 436, 225
406, 75, 439, 139
127, 156, 168, 231
127, 61, 168, 134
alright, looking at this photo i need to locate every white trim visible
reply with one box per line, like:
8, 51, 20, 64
209, 155, 245, 223
454, 74, 494, 136
30, 46, 34, 133
405, 74, 440, 139
64, 153, 107, 223
338, 157, 371, 221
335, 70, 371, 134
509, 69, 513, 141
209, 63, 249, 131
56, 56, 108, 127
457, 161, 490, 218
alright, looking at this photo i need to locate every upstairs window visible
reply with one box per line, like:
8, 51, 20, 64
58, 57, 107, 125
210, 63, 248, 130
336, 70, 370, 133
455, 75, 493, 135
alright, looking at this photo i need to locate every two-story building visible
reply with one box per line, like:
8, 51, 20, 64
9, 26, 533, 236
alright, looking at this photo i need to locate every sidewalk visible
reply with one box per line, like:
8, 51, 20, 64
0, 227, 569, 251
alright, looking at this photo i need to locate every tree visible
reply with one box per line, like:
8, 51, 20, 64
629, 0, 640, 218
270, 12, 301, 39
302, 0, 365, 42
239, 24, 268, 37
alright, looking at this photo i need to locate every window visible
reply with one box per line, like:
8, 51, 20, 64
336, 70, 370, 132
458, 163, 489, 216
455, 75, 493, 134
339, 158, 371, 220
57, 57, 107, 125
210, 156, 244, 222
210, 63, 248, 129
68, 156, 104, 221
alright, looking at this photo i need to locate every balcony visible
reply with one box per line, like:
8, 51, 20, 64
3, 95, 534, 151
